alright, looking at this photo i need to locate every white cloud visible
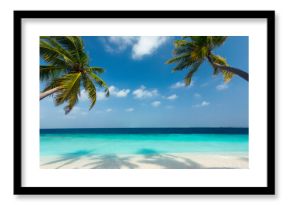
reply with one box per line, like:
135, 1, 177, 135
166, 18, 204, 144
216, 83, 229, 91
109, 86, 130, 97
125, 108, 134, 112
170, 81, 193, 89
106, 108, 113, 112
80, 89, 108, 101
151, 101, 161, 107
201, 101, 210, 106
132, 36, 168, 59
80, 85, 129, 102
167, 94, 178, 100
133, 85, 158, 99
194, 101, 210, 108
104, 36, 137, 53
103, 36, 169, 60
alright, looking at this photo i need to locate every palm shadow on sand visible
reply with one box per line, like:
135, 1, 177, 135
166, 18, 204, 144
41, 148, 240, 169
41, 150, 93, 169
136, 148, 203, 169
83, 154, 138, 169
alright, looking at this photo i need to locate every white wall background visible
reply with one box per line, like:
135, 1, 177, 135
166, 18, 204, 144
0, 0, 287, 204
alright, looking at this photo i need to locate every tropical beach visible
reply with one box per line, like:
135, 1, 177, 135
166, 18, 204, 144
40, 36, 249, 169
40, 128, 248, 169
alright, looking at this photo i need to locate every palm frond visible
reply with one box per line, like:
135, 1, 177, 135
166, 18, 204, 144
54, 73, 81, 106
40, 40, 60, 62
42, 77, 62, 92
45, 38, 75, 63
174, 40, 188, 48
222, 70, 234, 83
213, 67, 220, 75
166, 53, 191, 64
54, 36, 86, 65
209, 53, 234, 82
87, 72, 110, 100
82, 74, 96, 110
184, 61, 203, 86
104, 87, 110, 97
168, 37, 209, 73
182, 36, 227, 50
40, 40, 74, 66
210, 54, 229, 66
64, 91, 79, 114
172, 59, 196, 72
183, 36, 207, 47
200, 46, 209, 58
40, 36, 110, 113
173, 42, 194, 55
85, 66, 105, 74
211, 36, 227, 49
87, 71, 108, 89
166, 36, 246, 83
182, 36, 202, 43
40, 65, 67, 81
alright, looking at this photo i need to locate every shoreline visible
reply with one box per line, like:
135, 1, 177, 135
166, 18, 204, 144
40, 152, 248, 169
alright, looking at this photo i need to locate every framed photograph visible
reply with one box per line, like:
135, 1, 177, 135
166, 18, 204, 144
14, 10, 275, 195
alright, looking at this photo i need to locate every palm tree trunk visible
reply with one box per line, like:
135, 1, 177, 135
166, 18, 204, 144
207, 56, 249, 81
40, 87, 61, 100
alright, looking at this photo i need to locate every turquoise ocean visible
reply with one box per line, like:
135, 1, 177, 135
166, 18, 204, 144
40, 128, 248, 157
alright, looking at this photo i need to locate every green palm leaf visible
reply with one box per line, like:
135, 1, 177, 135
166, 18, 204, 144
45, 38, 75, 63
87, 71, 108, 89
210, 54, 229, 66
166, 53, 191, 64
85, 66, 105, 74
209, 53, 234, 82
54, 73, 81, 106
54, 36, 85, 64
184, 61, 203, 86
211, 36, 227, 49
166, 36, 246, 84
40, 40, 74, 66
222, 70, 234, 83
64, 91, 79, 114
172, 60, 195, 72
40, 65, 67, 81
40, 36, 110, 113
82, 74, 97, 110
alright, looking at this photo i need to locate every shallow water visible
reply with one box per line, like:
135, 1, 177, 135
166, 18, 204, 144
40, 128, 248, 157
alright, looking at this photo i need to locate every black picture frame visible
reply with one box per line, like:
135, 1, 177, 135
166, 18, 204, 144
14, 10, 275, 195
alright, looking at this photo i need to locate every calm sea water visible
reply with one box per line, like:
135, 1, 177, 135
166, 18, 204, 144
40, 128, 248, 157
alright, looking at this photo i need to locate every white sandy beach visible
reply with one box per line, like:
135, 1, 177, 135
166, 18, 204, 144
40, 153, 248, 169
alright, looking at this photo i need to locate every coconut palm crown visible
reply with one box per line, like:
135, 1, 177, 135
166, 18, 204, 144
40, 36, 110, 114
166, 36, 249, 86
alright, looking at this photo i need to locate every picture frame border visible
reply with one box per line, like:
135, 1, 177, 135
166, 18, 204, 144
13, 10, 275, 195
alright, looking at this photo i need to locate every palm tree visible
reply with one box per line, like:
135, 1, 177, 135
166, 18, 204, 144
166, 36, 248, 86
40, 36, 110, 114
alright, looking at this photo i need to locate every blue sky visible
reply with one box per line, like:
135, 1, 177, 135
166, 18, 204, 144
40, 36, 248, 128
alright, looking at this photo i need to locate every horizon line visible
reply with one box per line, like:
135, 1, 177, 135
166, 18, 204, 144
40, 127, 249, 129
